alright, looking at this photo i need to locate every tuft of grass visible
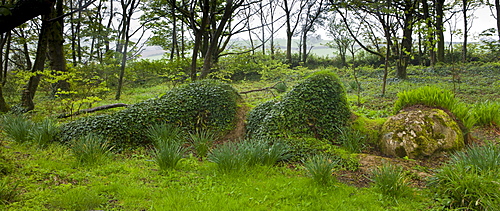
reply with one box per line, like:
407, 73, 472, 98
393, 86, 478, 130
189, 129, 216, 158
209, 142, 248, 173
147, 123, 186, 171
304, 154, 339, 185
371, 163, 412, 198
473, 100, 500, 127
70, 133, 113, 166
146, 123, 184, 145
0, 178, 18, 205
154, 140, 186, 171
430, 145, 500, 210
337, 127, 366, 153
30, 118, 59, 149
208, 139, 290, 173
393, 86, 457, 114
0, 114, 33, 144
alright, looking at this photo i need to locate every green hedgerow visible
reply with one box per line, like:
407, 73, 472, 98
247, 70, 351, 140
59, 80, 240, 148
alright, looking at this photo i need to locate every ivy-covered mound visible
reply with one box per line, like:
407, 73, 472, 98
247, 70, 351, 140
59, 80, 240, 147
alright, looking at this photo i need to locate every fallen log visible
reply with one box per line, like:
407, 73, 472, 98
58, 103, 128, 118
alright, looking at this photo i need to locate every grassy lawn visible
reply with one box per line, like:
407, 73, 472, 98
1, 63, 499, 210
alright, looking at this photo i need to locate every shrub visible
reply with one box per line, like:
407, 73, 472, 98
0, 114, 33, 144
430, 143, 500, 210
189, 129, 216, 158
304, 154, 339, 185
59, 80, 240, 148
473, 100, 500, 127
371, 163, 411, 198
247, 70, 351, 140
70, 133, 113, 166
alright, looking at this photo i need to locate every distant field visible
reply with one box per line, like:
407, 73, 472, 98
140, 38, 339, 60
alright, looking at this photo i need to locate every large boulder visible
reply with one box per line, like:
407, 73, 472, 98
380, 108, 464, 159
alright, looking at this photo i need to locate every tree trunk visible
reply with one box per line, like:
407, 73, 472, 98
462, 0, 468, 63
0, 33, 10, 112
436, 0, 445, 63
496, 0, 500, 40
302, 31, 307, 63
21, 17, 51, 111
48, 0, 70, 95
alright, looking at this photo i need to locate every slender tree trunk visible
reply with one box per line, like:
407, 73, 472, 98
22, 18, 51, 111
0, 32, 10, 112
462, 0, 468, 63
302, 31, 307, 63
496, 0, 500, 40
436, 0, 445, 62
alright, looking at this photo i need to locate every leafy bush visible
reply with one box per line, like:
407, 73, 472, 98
189, 129, 216, 158
473, 100, 500, 127
70, 133, 113, 166
59, 80, 240, 148
0, 114, 33, 144
371, 163, 411, 198
247, 70, 350, 140
430, 143, 500, 210
304, 155, 339, 185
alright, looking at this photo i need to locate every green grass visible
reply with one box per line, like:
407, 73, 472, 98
304, 154, 339, 185
371, 163, 412, 198
70, 133, 113, 166
430, 143, 500, 210
0, 142, 430, 210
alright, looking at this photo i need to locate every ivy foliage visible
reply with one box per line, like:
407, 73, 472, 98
246, 70, 351, 140
59, 80, 240, 148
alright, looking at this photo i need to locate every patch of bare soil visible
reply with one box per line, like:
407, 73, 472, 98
219, 102, 250, 143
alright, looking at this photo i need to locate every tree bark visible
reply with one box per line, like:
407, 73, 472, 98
48, 0, 70, 95
462, 0, 468, 63
21, 17, 51, 111
496, 0, 500, 40
0, 0, 56, 34
435, 0, 445, 63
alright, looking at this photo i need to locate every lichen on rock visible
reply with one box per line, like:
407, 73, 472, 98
379, 108, 464, 159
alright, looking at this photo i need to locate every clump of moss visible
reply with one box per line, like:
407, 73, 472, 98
246, 70, 351, 140
59, 80, 240, 148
